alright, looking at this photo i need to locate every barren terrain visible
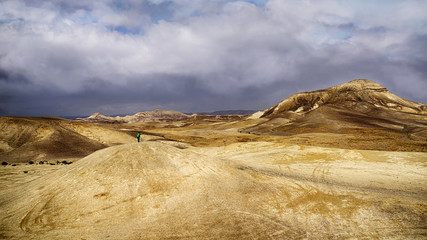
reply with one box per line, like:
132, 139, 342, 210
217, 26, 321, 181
1, 80, 426, 239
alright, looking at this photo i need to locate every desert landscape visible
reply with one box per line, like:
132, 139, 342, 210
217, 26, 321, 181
0, 79, 426, 239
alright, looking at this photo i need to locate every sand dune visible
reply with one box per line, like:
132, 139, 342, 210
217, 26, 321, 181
1, 142, 426, 239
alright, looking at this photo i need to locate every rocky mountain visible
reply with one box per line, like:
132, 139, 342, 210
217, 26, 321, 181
81, 109, 254, 123
243, 79, 427, 150
262, 79, 426, 118
80, 109, 190, 123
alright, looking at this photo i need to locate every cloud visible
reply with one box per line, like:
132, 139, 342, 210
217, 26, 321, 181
0, 0, 426, 116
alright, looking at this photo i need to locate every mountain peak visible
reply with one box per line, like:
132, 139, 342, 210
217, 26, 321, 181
88, 112, 106, 119
347, 78, 382, 85
336, 79, 386, 91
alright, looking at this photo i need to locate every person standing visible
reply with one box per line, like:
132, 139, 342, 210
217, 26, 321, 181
137, 132, 141, 142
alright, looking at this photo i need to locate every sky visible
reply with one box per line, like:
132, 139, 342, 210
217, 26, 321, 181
0, 0, 426, 116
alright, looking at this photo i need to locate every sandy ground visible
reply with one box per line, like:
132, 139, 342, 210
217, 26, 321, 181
1, 140, 426, 239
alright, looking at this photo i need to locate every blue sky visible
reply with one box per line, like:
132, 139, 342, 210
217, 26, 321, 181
0, 0, 426, 116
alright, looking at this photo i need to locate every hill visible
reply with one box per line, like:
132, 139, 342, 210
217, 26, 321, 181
0, 142, 279, 239
241, 79, 427, 151
262, 79, 426, 117
79, 109, 190, 123
1, 142, 425, 239
0, 117, 134, 163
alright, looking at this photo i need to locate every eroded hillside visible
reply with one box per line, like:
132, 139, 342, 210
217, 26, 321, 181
238, 79, 427, 151
0, 117, 134, 163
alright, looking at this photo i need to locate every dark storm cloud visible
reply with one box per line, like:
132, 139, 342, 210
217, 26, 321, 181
0, 0, 426, 116
3, 75, 237, 116
0, 67, 9, 80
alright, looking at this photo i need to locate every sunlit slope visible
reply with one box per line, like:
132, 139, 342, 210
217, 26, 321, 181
1, 142, 281, 239
262, 79, 426, 117
80, 109, 190, 123
0, 117, 134, 163
1, 142, 426, 239
242, 79, 427, 151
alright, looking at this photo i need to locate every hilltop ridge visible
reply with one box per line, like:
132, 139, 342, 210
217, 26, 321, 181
80, 109, 250, 123
262, 79, 426, 118
80, 109, 190, 123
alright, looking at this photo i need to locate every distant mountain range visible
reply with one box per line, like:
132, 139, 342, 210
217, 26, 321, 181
78, 109, 189, 123
77, 109, 257, 123
196, 110, 259, 115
